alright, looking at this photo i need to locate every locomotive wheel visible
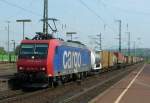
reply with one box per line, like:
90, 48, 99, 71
51, 78, 58, 87
72, 73, 78, 81
57, 80, 63, 86
53, 81, 58, 87
36, 72, 48, 83
57, 76, 63, 86
83, 72, 88, 79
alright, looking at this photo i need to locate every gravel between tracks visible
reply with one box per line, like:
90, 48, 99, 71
0, 63, 143, 103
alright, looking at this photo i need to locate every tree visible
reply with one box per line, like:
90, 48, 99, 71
0, 47, 6, 54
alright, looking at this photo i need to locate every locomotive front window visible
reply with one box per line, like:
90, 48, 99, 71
20, 44, 34, 54
35, 44, 48, 55
19, 43, 48, 59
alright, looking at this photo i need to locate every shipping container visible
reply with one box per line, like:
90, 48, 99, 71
114, 52, 125, 64
112, 52, 118, 65
125, 56, 132, 64
131, 56, 134, 64
124, 56, 127, 64
101, 51, 115, 69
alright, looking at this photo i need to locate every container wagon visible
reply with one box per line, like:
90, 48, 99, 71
113, 52, 125, 68
91, 50, 102, 72
101, 51, 116, 70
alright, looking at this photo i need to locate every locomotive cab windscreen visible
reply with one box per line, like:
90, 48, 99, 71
19, 43, 49, 59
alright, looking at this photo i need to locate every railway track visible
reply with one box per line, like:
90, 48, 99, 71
0, 63, 143, 103
0, 62, 16, 64
0, 63, 21, 101
0, 63, 16, 68
0, 90, 24, 101
0, 63, 16, 78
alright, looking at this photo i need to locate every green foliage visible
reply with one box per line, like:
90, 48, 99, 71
0, 47, 6, 54
0, 46, 17, 62
0, 54, 17, 62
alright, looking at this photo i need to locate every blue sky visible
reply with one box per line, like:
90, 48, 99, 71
0, 0, 150, 50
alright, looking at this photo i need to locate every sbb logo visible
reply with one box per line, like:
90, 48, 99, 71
63, 51, 81, 69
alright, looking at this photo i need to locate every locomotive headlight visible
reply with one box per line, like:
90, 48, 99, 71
41, 67, 46, 71
19, 67, 23, 70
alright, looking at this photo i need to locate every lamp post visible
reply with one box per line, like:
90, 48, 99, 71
11, 40, 15, 53
16, 19, 31, 40
6, 21, 11, 63
66, 32, 77, 41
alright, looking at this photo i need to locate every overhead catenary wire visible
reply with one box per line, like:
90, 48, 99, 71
99, 0, 150, 16
0, 0, 82, 35
77, 0, 116, 33
0, 0, 115, 33
0, 0, 41, 17
97, 0, 116, 20
0, 0, 118, 42
78, 0, 105, 24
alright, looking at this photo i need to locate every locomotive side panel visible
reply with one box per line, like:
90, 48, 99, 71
47, 39, 60, 77
53, 45, 91, 76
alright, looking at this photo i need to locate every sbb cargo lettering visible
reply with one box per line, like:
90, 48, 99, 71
63, 51, 81, 69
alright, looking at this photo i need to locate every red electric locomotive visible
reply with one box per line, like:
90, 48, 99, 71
11, 34, 91, 88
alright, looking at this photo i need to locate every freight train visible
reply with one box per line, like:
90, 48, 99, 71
11, 36, 144, 88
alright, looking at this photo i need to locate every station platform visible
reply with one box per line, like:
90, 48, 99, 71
89, 64, 150, 103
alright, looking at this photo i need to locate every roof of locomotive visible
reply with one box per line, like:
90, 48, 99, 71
62, 41, 88, 49
21, 39, 52, 44
21, 38, 88, 49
